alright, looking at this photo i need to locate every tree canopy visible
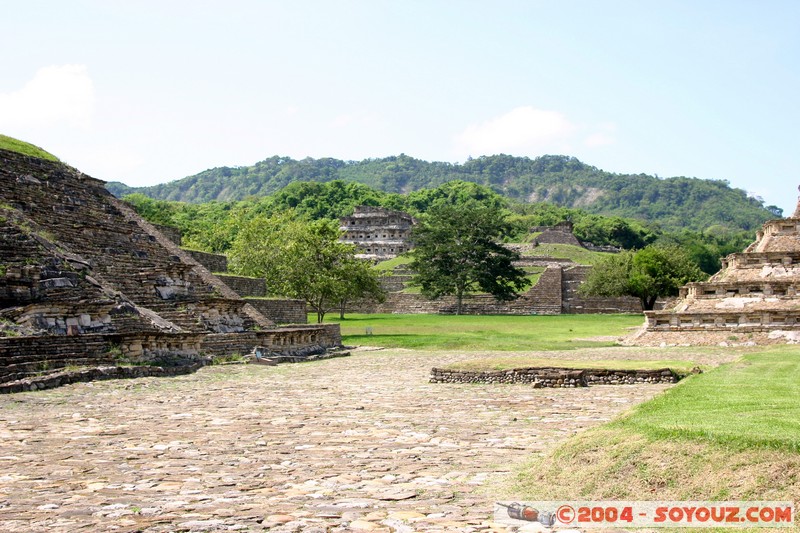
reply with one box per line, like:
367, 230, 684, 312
408, 201, 530, 314
228, 213, 384, 323
579, 245, 706, 310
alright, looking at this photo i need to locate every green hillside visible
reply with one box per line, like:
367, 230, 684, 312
0, 134, 59, 162
106, 154, 778, 233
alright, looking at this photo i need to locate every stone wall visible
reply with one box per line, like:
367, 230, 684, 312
0, 334, 117, 384
533, 228, 582, 246
216, 274, 266, 298
200, 325, 341, 357
351, 266, 561, 315
430, 366, 679, 387
561, 266, 643, 314
246, 298, 308, 324
0, 361, 207, 394
0, 148, 342, 392
185, 249, 228, 273
153, 224, 182, 246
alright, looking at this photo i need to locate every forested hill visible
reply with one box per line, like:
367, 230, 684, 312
106, 154, 780, 232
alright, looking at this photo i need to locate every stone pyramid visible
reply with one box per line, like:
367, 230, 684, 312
630, 187, 800, 345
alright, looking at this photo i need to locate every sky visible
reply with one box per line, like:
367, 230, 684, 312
1, 0, 798, 214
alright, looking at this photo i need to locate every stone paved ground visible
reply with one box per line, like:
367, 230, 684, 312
0, 348, 676, 532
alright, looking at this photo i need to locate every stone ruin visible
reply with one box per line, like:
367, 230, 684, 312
0, 148, 341, 391
529, 221, 583, 246
630, 187, 800, 345
339, 205, 416, 260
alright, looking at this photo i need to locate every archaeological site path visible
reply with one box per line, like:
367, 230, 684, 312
0, 348, 672, 532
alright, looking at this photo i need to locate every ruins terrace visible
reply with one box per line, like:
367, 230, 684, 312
631, 186, 800, 345
0, 148, 341, 391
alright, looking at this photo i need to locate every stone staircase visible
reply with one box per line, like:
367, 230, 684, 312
0, 148, 341, 390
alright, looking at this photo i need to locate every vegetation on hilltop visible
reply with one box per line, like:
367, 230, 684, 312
107, 153, 779, 233
122, 179, 753, 275
0, 134, 59, 162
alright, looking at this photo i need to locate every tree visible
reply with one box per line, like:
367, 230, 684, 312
228, 212, 383, 323
408, 202, 529, 315
580, 245, 706, 310
334, 257, 386, 320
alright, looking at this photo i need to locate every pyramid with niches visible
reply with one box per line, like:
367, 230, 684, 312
630, 186, 800, 345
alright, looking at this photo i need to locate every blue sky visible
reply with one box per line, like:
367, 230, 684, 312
2, 1, 798, 214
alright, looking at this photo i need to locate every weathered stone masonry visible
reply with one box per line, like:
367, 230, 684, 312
340, 206, 415, 260
430, 366, 680, 387
632, 188, 800, 345
0, 148, 338, 390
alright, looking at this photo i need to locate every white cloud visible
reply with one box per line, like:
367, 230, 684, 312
0, 65, 95, 130
453, 106, 617, 158
454, 107, 577, 157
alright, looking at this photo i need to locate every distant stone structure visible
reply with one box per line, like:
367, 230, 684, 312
530, 221, 582, 246
0, 148, 339, 391
339, 206, 416, 259
631, 186, 800, 345
351, 246, 643, 315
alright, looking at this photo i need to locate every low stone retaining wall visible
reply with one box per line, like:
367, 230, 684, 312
216, 274, 266, 297
200, 324, 342, 358
185, 249, 228, 273
430, 366, 679, 387
0, 362, 207, 394
247, 298, 308, 324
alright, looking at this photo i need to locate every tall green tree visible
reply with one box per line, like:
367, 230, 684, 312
579, 245, 706, 310
334, 257, 386, 320
408, 202, 529, 314
229, 213, 383, 323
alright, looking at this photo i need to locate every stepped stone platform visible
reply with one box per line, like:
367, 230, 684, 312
631, 188, 800, 345
0, 149, 340, 390
157, 228, 308, 323
359, 262, 641, 315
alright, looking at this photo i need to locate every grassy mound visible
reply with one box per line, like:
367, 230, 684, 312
0, 134, 59, 162
508, 345, 800, 500
519, 242, 612, 265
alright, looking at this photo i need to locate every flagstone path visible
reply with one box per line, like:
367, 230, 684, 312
0, 348, 673, 532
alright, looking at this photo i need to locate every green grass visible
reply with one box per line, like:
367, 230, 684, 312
510, 344, 800, 501
0, 134, 59, 161
445, 356, 702, 374
324, 313, 643, 351
519, 242, 612, 265
373, 254, 413, 271
619, 345, 800, 451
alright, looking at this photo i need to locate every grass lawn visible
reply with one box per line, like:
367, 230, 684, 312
0, 134, 59, 161
510, 344, 800, 501
322, 313, 799, 500
323, 313, 643, 351
519, 242, 612, 265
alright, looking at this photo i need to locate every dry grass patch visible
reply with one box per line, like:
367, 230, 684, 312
505, 427, 800, 502
497, 345, 800, 507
